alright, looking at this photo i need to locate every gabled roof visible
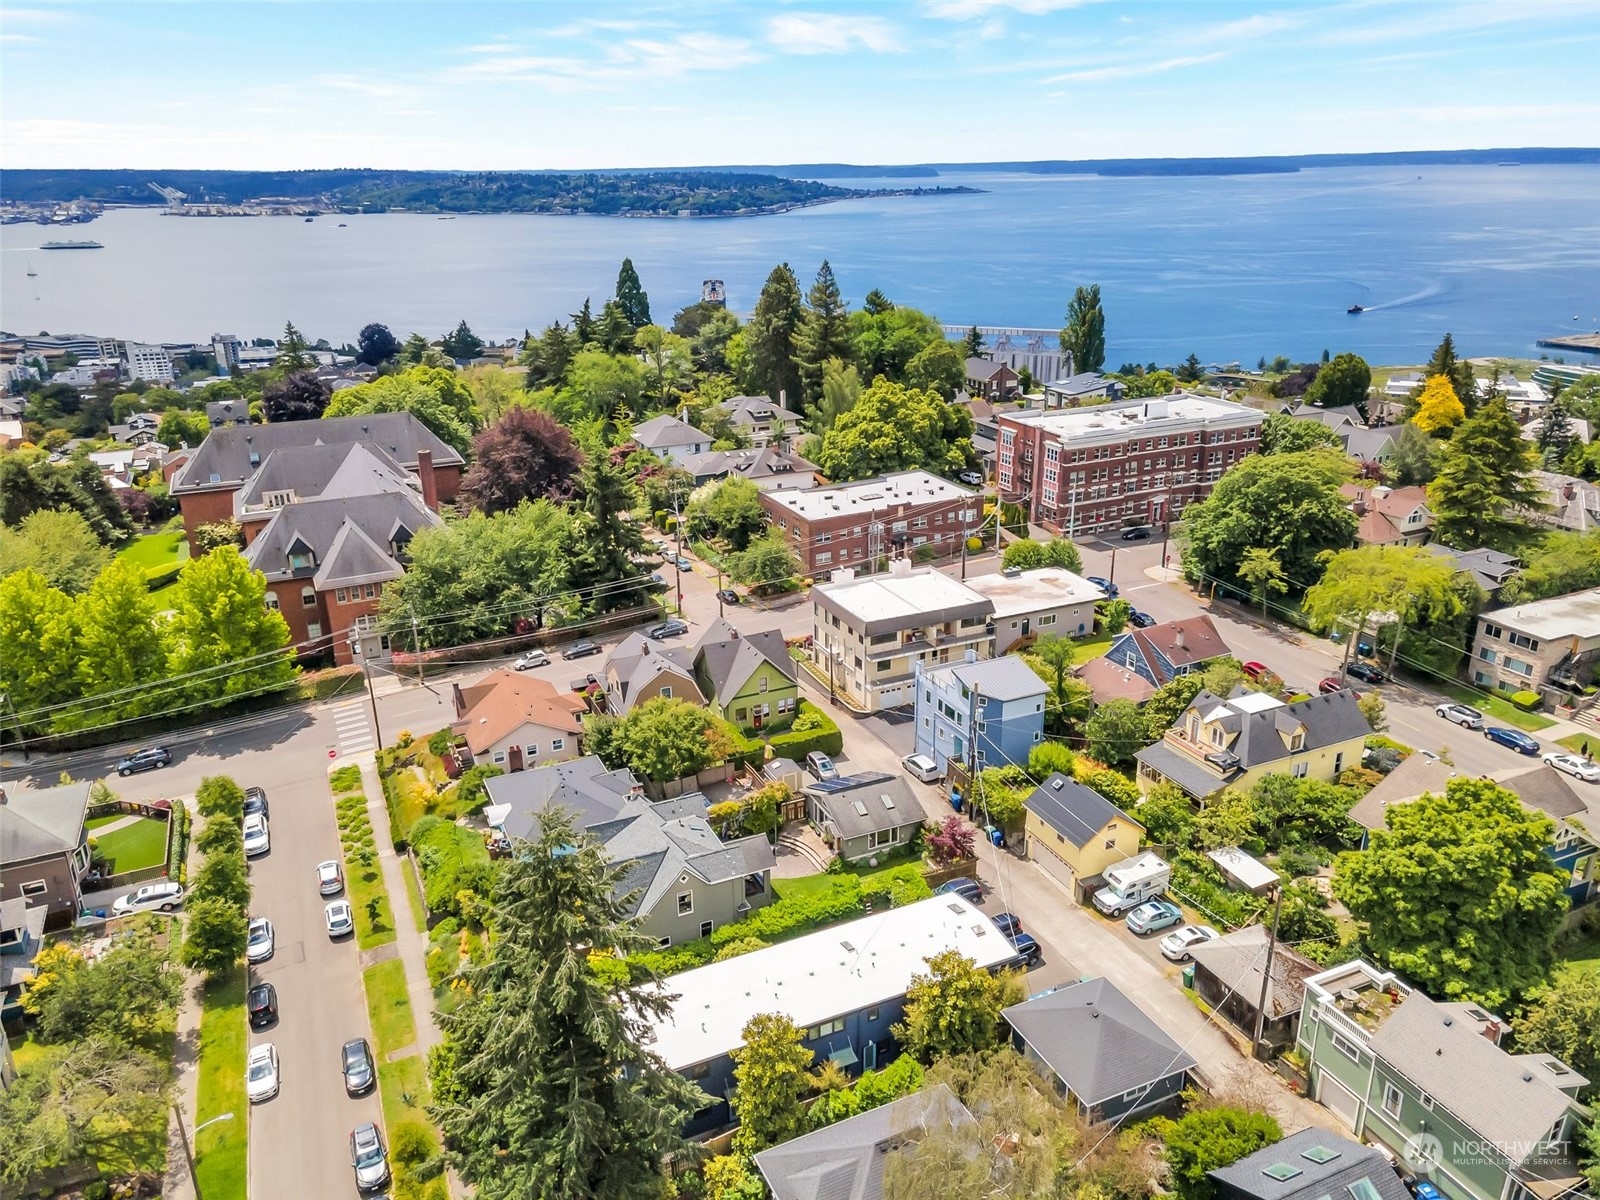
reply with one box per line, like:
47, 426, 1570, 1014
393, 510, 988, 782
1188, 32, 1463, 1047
172, 412, 462, 493
605, 634, 702, 716
804, 773, 922, 839
719, 395, 803, 427
1130, 615, 1230, 675
452, 669, 587, 755
243, 490, 440, 586
1024, 772, 1139, 848
1077, 656, 1158, 705
965, 357, 1014, 380
1188, 925, 1317, 1019
631, 413, 709, 450
235, 441, 416, 513
693, 622, 796, 702
679, 445, 817, 484
1422, 544, 1520, 592
1343, 426, 1397, 461
754, 1084, 975, 1200
1003, 976, 1197, 1105
1209, 1128, 1411, 1200
1046, 372, 1116, 397
0, 781, 91, 863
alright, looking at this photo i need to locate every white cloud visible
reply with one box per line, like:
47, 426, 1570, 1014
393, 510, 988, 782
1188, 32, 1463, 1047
765, 12, 904, 54
922, 0, 1086, 18
1, 32, 41, 43
1046, 52, 1226, 83
446, 31, 761, 89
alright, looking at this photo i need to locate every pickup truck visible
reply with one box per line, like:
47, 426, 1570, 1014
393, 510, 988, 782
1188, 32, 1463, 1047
568, 673, 601, 693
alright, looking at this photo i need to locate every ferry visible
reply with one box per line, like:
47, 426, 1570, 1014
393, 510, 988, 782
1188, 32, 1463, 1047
40, 240, 103, 250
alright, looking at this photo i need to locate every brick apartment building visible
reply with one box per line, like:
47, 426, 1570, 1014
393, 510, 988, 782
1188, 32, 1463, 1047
997, 395, 1262, 536
760, 470, 982, 578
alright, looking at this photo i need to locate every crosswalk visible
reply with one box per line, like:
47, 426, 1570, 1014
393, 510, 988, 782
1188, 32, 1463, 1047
330, 701, 375, 756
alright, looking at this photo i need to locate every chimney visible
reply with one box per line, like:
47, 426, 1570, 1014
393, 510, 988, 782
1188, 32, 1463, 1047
1564, 482, 1577, 502
452, 681, 465, 717
964, 648, 978, 663
1174, 627, 1186, 651
416, 448, 439, 511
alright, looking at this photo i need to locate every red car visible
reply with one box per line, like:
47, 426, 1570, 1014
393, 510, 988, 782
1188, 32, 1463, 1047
1241, 661, 1269, 681
1317, 677, 1343, 694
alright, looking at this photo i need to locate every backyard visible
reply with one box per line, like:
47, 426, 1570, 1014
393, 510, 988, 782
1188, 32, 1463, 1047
89, 815, 170, 874
773, 853, 927, 905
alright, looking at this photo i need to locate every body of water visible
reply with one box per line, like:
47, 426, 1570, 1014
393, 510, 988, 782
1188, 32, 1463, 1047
3, 166, 1598, 367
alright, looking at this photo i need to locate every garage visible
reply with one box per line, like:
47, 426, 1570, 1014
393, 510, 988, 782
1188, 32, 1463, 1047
1319, 1074, 1363, 1130
1029, 836, 1077, 892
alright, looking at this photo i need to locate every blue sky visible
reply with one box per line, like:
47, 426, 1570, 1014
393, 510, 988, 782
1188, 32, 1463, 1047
3, 1, 1597, 169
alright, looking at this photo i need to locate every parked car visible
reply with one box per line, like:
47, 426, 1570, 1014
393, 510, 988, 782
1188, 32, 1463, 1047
1086, 576, 1118, 598
1128, 610, 1156, 628
247, 982, 278, 1030
349, 1123, 391, 1194
246, 917, 274, 963
805, 751, 839, 780
935, 877, 984, 904
325, 899, 355, 938
1007, 932, 1043, 967
1435, 702, 1484, 729
901, 752, 943, 783
992, 912, 1022, 938
1544, 751, 1600, 782
646, 573, 669, 592
1125, 899, 1184, 936
242, 814, 271, 857
243, 786, 269, 819
1119, 526, 1151, 541
112, 881, 184, 916
246, 1043, 280, 1103
647, 618, 688, 639
116, 745, 171, 776
512, 649, 550, 670
1159, 924, 1220, 962
1317, 677, 1346, 695
562, 641, 602, 660
341, 1037, 376, 1096
674, 555, 693, 571
316, 859, 345, 896
568, 672, 601, 693
716, 588, 741, 605
958, 470, 984, 486
1241, 661, 1269, 681
1485, 726, 1541, 756
1346, 661, 1386, 684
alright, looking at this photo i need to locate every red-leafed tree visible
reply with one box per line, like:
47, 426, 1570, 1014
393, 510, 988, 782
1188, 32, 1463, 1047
460, 407, 584, 515
926, 815, 977, 866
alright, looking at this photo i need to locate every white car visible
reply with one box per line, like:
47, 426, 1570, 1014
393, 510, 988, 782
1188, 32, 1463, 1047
1160, 924, 1220, 962
512, 649, 549, 670
246, 917, 274, 963
111, 881, 185, 916
901, 753, 943, 783
325, 899, 354, 939
1435, 702, 1485, 729
316, 859, 345, 896
242, 814, 271, 857
1543, 751, 1600, 783
246, 1043, 280, 1103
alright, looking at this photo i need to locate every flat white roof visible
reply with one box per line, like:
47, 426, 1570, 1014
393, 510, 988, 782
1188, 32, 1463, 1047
964, 567, 1105, 616
1206, 847, 1279, 892
1229, 692, 1283, 714
644, 894, 1015, 1069
764, 470, 977, 522
1482, 586, 1600, 641
813, 568, 989, 624
1000, 394, 1259, 443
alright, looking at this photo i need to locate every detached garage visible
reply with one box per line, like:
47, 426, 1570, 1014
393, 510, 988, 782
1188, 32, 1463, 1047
1022, 771, 1144, 898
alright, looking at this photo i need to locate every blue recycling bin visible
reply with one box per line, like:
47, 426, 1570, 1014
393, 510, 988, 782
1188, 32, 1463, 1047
988, 826, 1004, 848
950, 788, 963, 812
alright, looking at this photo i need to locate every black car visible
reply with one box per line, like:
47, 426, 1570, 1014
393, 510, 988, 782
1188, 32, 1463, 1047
935, 877, 984, 904
247, 982, 278, 1030
1007, 932, 1043, 967
647, 619, 688, 639
716, 588, 741, 605
1346, 661, 1386, 684
992, 912, 1022, 938
562, 641, 602, 660
1128, 610, 1156, 628
342, 1037, 376, 1096
1119, 526, 1151, 541
243, 786, 269, 819
116, 745, 171, 776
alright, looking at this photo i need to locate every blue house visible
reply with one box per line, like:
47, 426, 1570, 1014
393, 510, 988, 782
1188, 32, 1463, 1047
1088, 615, 1231, 700
0, 897, 47, 1020
913, 653, 1046, 774
644, 894, 1019, 1135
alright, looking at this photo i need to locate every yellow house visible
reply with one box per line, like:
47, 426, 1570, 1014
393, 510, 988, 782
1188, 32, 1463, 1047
1134, 688, 1370, 802
1023, 771, 1145, 892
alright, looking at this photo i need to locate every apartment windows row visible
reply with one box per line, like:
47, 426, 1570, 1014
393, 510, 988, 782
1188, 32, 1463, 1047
1480, 622, 1539, 652
334, 583, 380, 605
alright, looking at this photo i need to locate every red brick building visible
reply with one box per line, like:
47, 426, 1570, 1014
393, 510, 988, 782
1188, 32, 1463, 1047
760, 470, 982, 578
997, 395, 1262, 537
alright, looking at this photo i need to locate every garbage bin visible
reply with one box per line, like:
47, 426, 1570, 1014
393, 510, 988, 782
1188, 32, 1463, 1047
1182, 964, 1196, 989
949, 788, 963, 812
988, 826, 1004, 848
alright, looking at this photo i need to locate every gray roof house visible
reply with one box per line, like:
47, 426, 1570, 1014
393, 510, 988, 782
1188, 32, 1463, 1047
718, 395, 804, 447
0, 780, 93, 929
679, 445, 819, 492
1044, 372, 1121, 406
1209, 1128, 1411, 1200
205, 398, 251, 427
630, 414, 711, 466
243, 489, 442, 595
1024, 772, 1140, 853
0, 895, 48, 1019
753, 1084, 975, 1200
1004, 976, 1197, 1121
482, 756, 775, 946
1422, 544, 1522, 596
693, 621, 796, 702
603, 634, 704, 717
1187, 924, 1319, 1051
803, 773, 925, 864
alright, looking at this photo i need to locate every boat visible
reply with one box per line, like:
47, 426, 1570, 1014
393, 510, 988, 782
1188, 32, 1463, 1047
1347, 304, 1364, 314
25, 258, 37, 277
304, 216, 314, 222
40, 240, 103, 250
337, 223, 347, 227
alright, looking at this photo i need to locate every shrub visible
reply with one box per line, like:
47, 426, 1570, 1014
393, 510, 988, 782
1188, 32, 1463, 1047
1337, 766, 1383, 792
426, 729, 452, 757
713, 937, 770, 962
381, 768, 411, 851
854, 1054, 924, 1110
329, 765, 363, 793
454, 764, 505, 814
144, 561, 185, 590
411, 819, 498, 920
167, 800, 191, 886
390, 1120, 436, 1166
714, 718, 765, 769
861, 864, 932, 909
768, 702, 843, 760
711, 876, 864, 947
1510, 689, 1543, 712
1169, 851, 1268, 929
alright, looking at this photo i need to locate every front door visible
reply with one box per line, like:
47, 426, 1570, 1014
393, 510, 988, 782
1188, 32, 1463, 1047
1021, 618, 1031, 637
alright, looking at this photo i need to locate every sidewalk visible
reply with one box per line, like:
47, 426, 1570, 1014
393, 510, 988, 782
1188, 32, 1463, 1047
160, 805, 205, 1200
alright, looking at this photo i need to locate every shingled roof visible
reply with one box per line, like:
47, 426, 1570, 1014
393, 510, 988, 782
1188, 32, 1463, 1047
693, 620, 795, 703
172, 412, 462, 493
0, 781, 90, 864
243, 490, 441, 589
1024, 771, 1139, 849
235, 441, 416, 513
451, 670, 587, 756
605, 633, 703, 716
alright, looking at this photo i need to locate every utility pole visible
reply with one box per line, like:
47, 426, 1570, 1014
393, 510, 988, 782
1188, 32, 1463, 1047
407, 602, 424, 685
1252, 883, 1286, 1057
716, 570, 724, 618
361, 654, 384, 748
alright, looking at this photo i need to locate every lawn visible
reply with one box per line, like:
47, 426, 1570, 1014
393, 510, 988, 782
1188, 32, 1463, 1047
86, 813, 122, 831
1558, 926, 1600, 975
1558, 733, 1594, 754
91, 816, 170, 874
363, 958, 417, 1056
1442, 685, 1556, 732
401, 858, 428, 933
335, 788, 396, 951
1070, 633, 1113, 665
377, 1053, 433, 1137
774, 854, 921, 905
116, 528, 186, 573
194, 966, 248, 1200
7, 1031, 49, 1073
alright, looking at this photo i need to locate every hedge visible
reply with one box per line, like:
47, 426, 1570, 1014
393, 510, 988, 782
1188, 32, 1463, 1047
145, 561, 185, 591
767, 701, 843, 760
860, 864, 932, 909
716, 718, 765, 770
167, 799, 192, 886
410, 817, 497, 920
377, 758, 410, 851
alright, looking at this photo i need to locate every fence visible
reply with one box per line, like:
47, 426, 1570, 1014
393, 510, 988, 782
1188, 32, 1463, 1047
85, 800, 175, 893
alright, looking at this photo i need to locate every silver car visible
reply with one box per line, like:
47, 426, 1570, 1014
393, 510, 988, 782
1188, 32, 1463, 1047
350, 1123, 390, 1193
1543, 751, 1600, 783
1434, 702, 1484, 729
246, 917, 274, 963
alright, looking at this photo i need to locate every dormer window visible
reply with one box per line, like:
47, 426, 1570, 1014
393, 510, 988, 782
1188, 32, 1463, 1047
1289, 730, 1305, 752
1209, 725, 1225, 747
286, 536, 316, 572
1186, 714, 1199, 740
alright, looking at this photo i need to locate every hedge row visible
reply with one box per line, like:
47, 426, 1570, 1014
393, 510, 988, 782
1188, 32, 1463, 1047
377, 756, 410, 850
716, 718, 766, 771
167, 800, 192, 886
768, 701, 843, 760
145, 561, 185, 591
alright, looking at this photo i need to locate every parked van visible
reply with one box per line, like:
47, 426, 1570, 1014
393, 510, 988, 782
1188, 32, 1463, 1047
1091, 852, 1172, 916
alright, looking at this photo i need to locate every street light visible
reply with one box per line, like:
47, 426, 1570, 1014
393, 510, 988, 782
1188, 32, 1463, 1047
174, 1107, 234, 1200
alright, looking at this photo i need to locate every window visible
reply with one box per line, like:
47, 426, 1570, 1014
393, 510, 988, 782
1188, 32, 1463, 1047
1483, 622, 1503, 639
524, 744, 539, 758
816, 551, 832, 566
1039, 614, 1056, 626
677, 891, 693, 915
778, 697, 795, 714
336, 588, 348, 603
867, 1007, 879, 1021
301, 586, 317, 607
700, 920, 713, 938
1331, 1032, 1364, 1064
1508, 631, 1539, 651
1033, 731, 1042, 743
288, 549, 314, 571
758, 676, 769, 692
1292, 762, 1309, 778
1381, 1082, 1402, 1118
659, 686, 672, 699
1288, 730, 1305, 751
877, 660, 892, 672
868, 828, 900, 849
264, 592, 279, 611
808, 1018, 845, 1040
19, 880, 47, 897
657, 936, 671, 948
1105, 838, 1117, 849
364, 583, 377, 600
307, 621, 323, 640
552, 738, 565, 752
492, 751, 506, 764
1333, 752, 1344, 774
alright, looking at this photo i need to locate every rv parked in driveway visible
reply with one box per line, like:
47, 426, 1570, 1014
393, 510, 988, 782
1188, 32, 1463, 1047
1091, 852, 1172, 916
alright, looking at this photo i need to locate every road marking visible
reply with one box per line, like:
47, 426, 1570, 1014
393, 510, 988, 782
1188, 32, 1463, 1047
331, 703, 376, 754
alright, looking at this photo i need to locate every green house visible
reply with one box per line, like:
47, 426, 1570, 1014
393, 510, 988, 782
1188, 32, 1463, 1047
692, 619, 798, 733
1296, 961, 1589, 1200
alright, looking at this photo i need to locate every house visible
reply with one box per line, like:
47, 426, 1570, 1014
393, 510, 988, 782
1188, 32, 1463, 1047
232, 440, 428, 545
692, 620, 798, 732
644, 893, 1017, 1134
1283, 403, 1365, 433
1381, 372, 1424, 400
604, 634, 704, 718
762, 470, 981, 577
450, 669, 587, 773
1422, 545, 1521, 597
1522, 412, 1591, 446
170, 412, 463, 548
811, 562, 994, 712
753, 1085, 975, 1200
1296, 960, 1589, 1200
803, 773, 926, 863
1343, 425, 1397, 465
965, 357, 1020, 401
0, 418, 25, 448
1022, 771, 1143, 893
1340, 484, 1433, 547
0, 781, 92, 929
1082, 615, 1231, 705
1208, 1128, 1412, 1200
482, 756, 774, 949
963, 566, 1104, 652
1187, 925, 1318, 1052
1530, 471, 1600, 533
1135, 688, 1370, 801
0, 896, 48, 1020
1347, 751, 1462, 839
1470, 586, 1600, 703
1043, 372, 1122, 407
1003, 977, 1197, 1121
679, 445, 820, 492
912, 652, 1047, 774
631, 414, 712, 466
718, 395, 804, 447
205, 398, 251, 428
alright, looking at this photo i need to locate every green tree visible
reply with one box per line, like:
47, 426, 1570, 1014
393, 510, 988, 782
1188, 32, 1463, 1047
1160, 1107, 1283, 1200
614, 258, 651, 329
1248, 774, 1357, 849
35, 924, 182, 1050
894, 949, 1005, 1063
617, 697, 717, 782
1428, 397, 1548, 553
1121, 368, 1179, 398
851, 302, 944, 384
0, 508, 109, 595
357, 322, 400, 366
905, 338, 965, 399
455, 764, 506, 814
1060, 284, 1106, 373
1136, 781, 1198, 846
1303, 544, 1462, 673
688, 476, 768, 551
812, 357, 862, 434
746, 263, 805, 405
441, 319, 486, 360
190, 850, 251, 912
1259, 413, 1343, 456
1042, 537, 1084, 573
569, 452, 649, 607
167, 547, 297, 703
1028, 740, 1076, 778
727, 531, 802, 589
815, 378, 977, 482
1385, 421, 1440, 486
0, 454, 133, 545
552, 348, 648, 433
156, 407, 210, 450
1098, 597, 1133, 635
65, 559, 168, 731
324, 364, 481, 455
1536, 397, 1578, 466
195, 775, 246, 823
1334, 778, 1568, 1007
729, 1013, 814, 1157
962, 325, 984, 358
1024, 634, 1093, 735
180, 898, 248, 978
703, 1155, 767, 1200
430, 809, 704, 1199
1238, 547, 1288, 618
1001, 538, 1048, 570
275, 320, 313, 371
792, 261, 851, 409
1302, 352, 1371, 410
1512, 966, 1600, 1100
1193, 788, 1258, 850
0, 568, 79, 730
196, 814, 244, 859
520, 321, 579, 387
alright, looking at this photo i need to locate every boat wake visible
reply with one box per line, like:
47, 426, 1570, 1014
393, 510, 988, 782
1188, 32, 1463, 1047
1358, 282, 1445, 313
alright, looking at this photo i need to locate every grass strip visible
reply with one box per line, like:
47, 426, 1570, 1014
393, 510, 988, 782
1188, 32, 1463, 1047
193, 966, 248, 1200
363, 958, 417, 1056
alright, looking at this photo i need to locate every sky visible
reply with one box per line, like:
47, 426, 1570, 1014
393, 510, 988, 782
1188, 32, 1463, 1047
3, 1, 1598, 170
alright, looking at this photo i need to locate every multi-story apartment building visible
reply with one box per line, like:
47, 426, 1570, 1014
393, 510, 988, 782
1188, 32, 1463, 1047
997, 394, 1263, 536
761, 470, 981, 578
1471, 586, 1600, 704
912, 652, 1047, 773
124, 342, 175, 383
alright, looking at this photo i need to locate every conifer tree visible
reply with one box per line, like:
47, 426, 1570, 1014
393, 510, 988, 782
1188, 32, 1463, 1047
1060, 284, 1106, 374
746, 263, 804, 405
614, 257, 652, 329
1428, 396, 1547, 552
792, 260, 851, 410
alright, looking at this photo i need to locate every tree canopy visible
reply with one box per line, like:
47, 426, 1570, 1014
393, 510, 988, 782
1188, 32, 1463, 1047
460, 407, 583, 514
1428, 396, 1546, 553
894, 950, 1006, 1063
0, 508, 110, 595
1060, 284, 1106, 373
324, 365, 481, 455
1301, 352, 1371, 410
814, 378, 978, 482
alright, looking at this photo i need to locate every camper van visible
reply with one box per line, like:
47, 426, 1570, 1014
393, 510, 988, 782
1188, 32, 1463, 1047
1091, 852, 1172, 916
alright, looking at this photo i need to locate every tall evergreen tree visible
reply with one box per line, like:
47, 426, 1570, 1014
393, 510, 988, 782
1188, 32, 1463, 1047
519, 320, 579, 387
1416, 332, 1478, 416
430, 810, 704, 1199
861, 288, 895, 316
596, 300, 634, 355
570, 453, 647, 605
745, 263, 804, 406
570, 298, 597, 346
275, 321, 313, 371
1060, 284, 1106, 373
1428, 396, 1547, 552
441, 319, 486, 361
1536, 398, 1577, 466
962, 325, 985, 358
614, 258, 652, 329
792, 260, 851, 409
